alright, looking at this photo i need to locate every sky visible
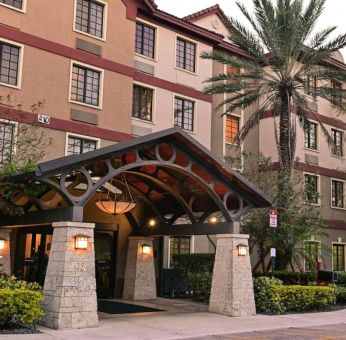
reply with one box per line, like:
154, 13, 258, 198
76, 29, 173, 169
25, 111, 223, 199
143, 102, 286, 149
155, 0, 346, 59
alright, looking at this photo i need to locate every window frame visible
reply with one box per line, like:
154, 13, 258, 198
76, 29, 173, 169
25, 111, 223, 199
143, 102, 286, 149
173, 94, 196, 133
68, 60, 104, 110
331, 80, 342, 106
332, 242, 346, 272
305, 75, 317, 98
225, 114, 241, 145
73, 0, 108, 41
168, 236, 192, 268
134, 20, 157, 61
331, 178, 346, 210
0, 119, 16, 164
0, 38, 24, 89
331, 128, 344, 158
304, 172, 321, 206
175, 35, 198, 74
132, 82, 155, 123
0, 0, 26, 13
304, 120, 319, 151
303, 240, 321, 273
65, 133, 100, 156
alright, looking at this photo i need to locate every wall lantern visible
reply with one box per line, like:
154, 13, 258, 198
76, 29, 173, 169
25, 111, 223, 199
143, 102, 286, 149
0, 239, 5, 250
142, 244, 151, 255
75, 235, 88, 250
237, 244, 248, 256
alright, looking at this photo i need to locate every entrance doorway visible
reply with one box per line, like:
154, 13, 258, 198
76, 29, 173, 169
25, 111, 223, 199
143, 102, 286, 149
95, 230, 117, 298
14, 226, 53, 286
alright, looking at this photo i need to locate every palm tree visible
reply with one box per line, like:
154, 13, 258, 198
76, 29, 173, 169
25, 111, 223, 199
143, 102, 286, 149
202, 0, 346, 207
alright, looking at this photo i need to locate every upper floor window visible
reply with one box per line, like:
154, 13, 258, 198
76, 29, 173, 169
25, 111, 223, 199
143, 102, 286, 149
176, 38, 196, 73
132, 85, 153, 122
75, 0, 105, 39
70, 63, 102, 107
67, 135, 97, 155
331, 81, 342, 106
135, 22, 155, 59
304, 173, 319, 205
0, 122, 14, 164
305, 75, 317, 97
0, 0, 23, 10
331, 179, 345, 209
331, 129, 343, 157
169, 236, 191, 268
0, 42, 20, 87
304, 121, 318, 150
174, 97, 194, 132
333, 244, 345, 272
225, 115, 240, 144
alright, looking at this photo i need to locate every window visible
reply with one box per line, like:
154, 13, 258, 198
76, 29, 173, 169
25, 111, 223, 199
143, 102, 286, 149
132, 85, 154, 122
0, 122, 14, 163
226, 66, 239, 75
304, 174, 319, 204
225, 115, 240, 144
135, 22, 155, 59
333, 244, 345, 272
70, 63, 101, 107
176, 38, 196, 73
305, 75, 317, 97
0, 0, 23, 10
332, 180, 345, 209
0, 42, 20, 87
331, 81, 342, 106
169, 236, 191, 267
304, 241, 320, 272
331, 129, 343, 157
174, 97, 194, 131
75, 0, 105, 38
304, 121, 318, 150
67, 136, 97, 155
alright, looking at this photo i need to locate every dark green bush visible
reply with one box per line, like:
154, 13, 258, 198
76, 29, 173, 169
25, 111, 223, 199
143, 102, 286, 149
336, 272, 346, 286
253, 271, 315, 285
172, 253, 215, 273
188, 272, 212, 303
335, 286, 346, 303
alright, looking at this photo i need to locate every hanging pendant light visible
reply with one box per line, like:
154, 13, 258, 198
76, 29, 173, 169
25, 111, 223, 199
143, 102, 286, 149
95, 173, 136, 215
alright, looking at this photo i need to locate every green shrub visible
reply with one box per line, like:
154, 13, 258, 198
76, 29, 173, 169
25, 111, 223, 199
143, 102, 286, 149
172, 253, 214, 273
188, 272, 212, 303
253, 271, 315, 285
0, 274, 41, 291
336, 272, 346, 286
335, 286, 346, 304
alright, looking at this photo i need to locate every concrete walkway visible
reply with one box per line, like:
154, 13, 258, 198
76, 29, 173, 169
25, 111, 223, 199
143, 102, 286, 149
0, 299, 345, 340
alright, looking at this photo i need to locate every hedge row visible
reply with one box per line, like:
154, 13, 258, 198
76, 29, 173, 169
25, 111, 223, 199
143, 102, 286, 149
337, 272, 346, 286
172, 253, 214, 273
253, 271, 315, 286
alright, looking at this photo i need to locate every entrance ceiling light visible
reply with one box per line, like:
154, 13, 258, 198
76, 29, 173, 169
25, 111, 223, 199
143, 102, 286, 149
148, 219, 156, 227
96, 174, 136, 215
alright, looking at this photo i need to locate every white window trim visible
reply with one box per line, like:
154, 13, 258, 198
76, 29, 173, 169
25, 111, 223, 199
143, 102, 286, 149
303, 240, 321, 273
330, 177, 346, 210
0, 0, 26, 13
0, 38, 24, 90
175, 34, 199, 75
332, 242, 346, 272
172, 93, 197, 135
330, 127, 345, 159
303, 119, 320, 153
303, 172, 321, 206
134, 19, 158, 62
65, 132, 100, 156
131, 81, 156, 125
224, 114, 242, 146
68, 60, 104, 110
73, 0, 108, 42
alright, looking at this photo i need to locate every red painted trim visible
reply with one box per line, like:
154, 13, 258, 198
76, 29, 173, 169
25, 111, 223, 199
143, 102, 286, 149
121, 0, 138, 21
0, 105, 132, 142
326, 220, 346, 230
183, 4, 228, 23
134, 71, 212, 103
260, 109, 346, 130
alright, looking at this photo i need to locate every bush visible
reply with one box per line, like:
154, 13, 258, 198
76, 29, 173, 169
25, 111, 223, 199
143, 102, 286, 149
336, 272, 346, 286
253, 271, 315, 285
172, 253, 214, 273
335, 286, 346, 304
188, 272, 212, 303
0, 274, 44, 330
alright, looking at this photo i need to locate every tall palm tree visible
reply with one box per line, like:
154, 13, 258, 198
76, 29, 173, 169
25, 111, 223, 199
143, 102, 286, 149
202, 0, 346, 207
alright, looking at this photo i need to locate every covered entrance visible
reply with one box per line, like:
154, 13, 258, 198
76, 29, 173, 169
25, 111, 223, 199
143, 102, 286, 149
0, 128, 271, 329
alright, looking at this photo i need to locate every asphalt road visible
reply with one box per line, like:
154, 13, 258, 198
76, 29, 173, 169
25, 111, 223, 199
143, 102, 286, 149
185, 323, 346, 340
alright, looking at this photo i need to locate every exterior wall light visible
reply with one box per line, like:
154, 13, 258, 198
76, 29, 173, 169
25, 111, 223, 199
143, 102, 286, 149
0, 239, 5, 250
237, 244, 248, 256
148, 219, 156, 227
142, 244, 151, 255
75, 235, 88, 250
209, 216, 218, 224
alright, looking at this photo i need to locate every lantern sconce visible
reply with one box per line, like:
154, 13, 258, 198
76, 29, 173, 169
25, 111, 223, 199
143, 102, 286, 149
142, 243, 151, 255
75, 235, 89, 250
237, 244, 248, 256
0, 238, 5, 250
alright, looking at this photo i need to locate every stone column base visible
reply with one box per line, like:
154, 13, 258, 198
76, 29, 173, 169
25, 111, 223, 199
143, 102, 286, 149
123, 237, 156, 300
209, 234, 256, 317
0, 230, 11, 274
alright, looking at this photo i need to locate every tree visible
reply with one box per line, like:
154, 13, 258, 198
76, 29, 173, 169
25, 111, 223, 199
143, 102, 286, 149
202, 0, 346, 207
0, 95, 52, 215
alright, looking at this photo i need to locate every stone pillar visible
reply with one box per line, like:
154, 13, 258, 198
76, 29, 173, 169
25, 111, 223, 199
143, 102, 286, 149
209, 234, 256, 317
41, 222, 98, 330
123, 237, 156, 300
0, 230, 11, 274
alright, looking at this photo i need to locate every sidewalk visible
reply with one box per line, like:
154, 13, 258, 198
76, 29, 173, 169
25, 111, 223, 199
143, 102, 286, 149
0, 306, 346, 340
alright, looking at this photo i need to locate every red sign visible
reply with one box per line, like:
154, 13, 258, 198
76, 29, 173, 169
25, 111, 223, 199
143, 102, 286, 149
269, 210, 277, 228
